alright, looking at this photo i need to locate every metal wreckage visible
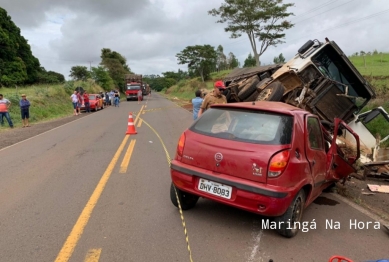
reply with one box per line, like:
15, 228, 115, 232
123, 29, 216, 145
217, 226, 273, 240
222, 37, 389, 182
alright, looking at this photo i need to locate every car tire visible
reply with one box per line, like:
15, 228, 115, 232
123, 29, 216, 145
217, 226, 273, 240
170, 183, 199, 210
238, 75, 260, 100
256, 81, 285, 102
274, 190, 305, 238
93, 106, 97, 112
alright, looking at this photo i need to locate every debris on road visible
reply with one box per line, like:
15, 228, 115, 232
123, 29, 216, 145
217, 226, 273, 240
367, 184, 389, 193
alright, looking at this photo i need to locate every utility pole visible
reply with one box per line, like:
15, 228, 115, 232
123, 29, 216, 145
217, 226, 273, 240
88, 61, 92, 72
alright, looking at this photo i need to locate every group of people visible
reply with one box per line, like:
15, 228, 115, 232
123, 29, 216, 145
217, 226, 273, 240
191, 80, 227, 120
70, 89, 122, 116
0, 93, 31, 128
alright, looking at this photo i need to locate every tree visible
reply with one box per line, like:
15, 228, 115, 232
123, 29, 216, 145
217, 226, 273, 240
69, 66, 90, 81
0, 7, 41, 86
216, 45, 228, 71
243, 53, 257, 67
176, 45, 217, 82
227, 52, 239, 68
273, 53, 285, 63
100, 48, 131, 91
91, 66, 114, 90
209, 0, 294, 66
161, 70, 188, 82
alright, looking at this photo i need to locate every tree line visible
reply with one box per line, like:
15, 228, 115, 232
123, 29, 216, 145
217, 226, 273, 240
0, 8, 65, 87
1, 0, 295, 91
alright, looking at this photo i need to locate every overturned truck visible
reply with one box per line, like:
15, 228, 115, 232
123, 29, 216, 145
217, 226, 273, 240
223, 38, 389, 178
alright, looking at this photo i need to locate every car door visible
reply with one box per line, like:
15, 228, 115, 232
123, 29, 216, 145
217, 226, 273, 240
326, 118, 360, 181
305, 116, 327, 189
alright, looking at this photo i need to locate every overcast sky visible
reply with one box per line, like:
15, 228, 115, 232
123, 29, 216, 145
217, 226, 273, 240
2, 0, 389, 79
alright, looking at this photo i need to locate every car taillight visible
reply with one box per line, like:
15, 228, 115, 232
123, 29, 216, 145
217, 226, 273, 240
176, 133, 186, 158
268, 150, 290, 177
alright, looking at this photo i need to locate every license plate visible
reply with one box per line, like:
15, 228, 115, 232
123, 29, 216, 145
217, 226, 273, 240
198, 178, 232, 199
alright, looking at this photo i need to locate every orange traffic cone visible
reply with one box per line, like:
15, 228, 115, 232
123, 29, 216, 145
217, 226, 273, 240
126, 113, 137, 135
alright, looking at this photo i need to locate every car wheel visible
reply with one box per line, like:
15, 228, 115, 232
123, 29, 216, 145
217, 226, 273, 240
238, 75, 260, 100
274, 190, 305, 238
256, 81, 285, 102
170, 183, 199, 210
94, 106, 97, 112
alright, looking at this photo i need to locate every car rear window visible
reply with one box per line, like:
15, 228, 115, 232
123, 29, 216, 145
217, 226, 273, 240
190, 108, 293, 145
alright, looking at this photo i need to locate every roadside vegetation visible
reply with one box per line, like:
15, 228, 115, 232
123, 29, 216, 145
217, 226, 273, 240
0, 80, 104, 130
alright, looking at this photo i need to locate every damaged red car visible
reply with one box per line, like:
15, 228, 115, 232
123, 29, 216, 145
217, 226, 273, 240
170, 101, 360, 238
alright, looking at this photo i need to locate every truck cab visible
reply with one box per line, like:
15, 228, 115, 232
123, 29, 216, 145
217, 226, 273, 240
125, 74, 143, 101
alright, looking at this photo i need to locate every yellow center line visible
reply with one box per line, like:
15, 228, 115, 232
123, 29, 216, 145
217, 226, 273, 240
137, 118, 143, 128
132, 105, 144, 127
54, 135, 130, 262
84, 249, 102, 262
119, 139, 136, 173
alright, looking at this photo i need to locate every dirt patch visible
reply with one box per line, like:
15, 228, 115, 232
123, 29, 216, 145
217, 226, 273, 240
336, 177, 389, 221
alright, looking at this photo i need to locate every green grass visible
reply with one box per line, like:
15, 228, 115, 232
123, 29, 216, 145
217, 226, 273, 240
0, 80, 104, 129
349, 53, 389, 77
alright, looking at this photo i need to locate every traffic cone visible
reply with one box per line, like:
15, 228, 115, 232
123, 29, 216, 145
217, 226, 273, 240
126, 113, 137, 135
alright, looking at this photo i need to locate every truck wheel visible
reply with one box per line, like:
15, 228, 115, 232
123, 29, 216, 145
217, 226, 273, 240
223, 89, 232, 101
244, 90, 259, 102
238, 75, 259, 100
274, 190, 305, 238
256, 81, 285, 102
170, 183, 199, 210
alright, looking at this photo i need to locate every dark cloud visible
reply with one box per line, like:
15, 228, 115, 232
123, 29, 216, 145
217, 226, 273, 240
3, 0, 389, 78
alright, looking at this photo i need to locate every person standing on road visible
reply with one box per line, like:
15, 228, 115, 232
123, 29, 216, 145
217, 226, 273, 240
83, 92, 91, 113
0, 94, 14, 128
19, 94, 31, 127
137, 89, 142, 104
70, 91, 79, 116
198, 81, 227, 118
114, 91, 119, 107
76, 91, 83, 115
192, 90, 203, 120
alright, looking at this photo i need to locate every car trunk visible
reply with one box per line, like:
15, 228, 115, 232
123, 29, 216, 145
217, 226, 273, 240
181, 130, 290, 184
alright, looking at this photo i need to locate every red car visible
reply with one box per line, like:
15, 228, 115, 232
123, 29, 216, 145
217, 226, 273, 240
81, 94, 104, 112
170, 101, 360, 238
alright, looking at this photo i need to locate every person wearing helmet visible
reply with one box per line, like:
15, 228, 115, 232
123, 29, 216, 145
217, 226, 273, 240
198, 80, 227, 118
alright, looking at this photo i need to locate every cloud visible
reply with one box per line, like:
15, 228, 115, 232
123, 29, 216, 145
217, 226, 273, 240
3, 0, 389, 79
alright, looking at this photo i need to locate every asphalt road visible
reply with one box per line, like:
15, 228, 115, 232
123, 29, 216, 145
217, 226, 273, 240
0, 93, 387, 262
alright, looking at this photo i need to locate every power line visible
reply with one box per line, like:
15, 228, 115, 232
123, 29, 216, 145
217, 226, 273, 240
287, 8, 389, 43
290, 0, 338, 21
294, 0, 356, 25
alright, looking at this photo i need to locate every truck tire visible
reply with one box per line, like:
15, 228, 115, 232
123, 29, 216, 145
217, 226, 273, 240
256, 81, 285, 102
244, 90, 260, 102
223, 89, 232, 102
274, 190, 305, 238
238, 75, 259, 100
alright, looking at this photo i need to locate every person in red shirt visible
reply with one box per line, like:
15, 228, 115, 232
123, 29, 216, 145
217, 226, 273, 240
83, 92, 90, 113
76, 91, 82, 114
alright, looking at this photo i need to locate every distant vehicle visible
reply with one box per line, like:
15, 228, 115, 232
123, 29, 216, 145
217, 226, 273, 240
170, 101, 360, 238
125, 74, 143, 101
81, 94, 104, 112
142, 83, 151, 96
